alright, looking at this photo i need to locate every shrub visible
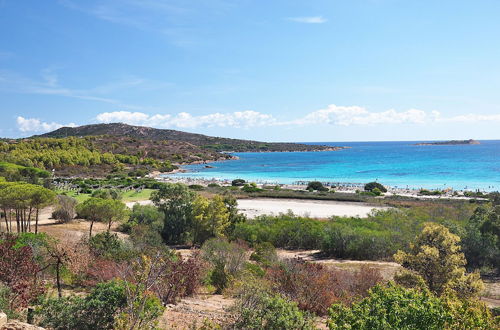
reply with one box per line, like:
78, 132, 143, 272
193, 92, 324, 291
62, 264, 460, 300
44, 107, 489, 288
36, 280, 127, 330
52, 195, 77, 223
306, 181, 328, 192
232, 288, 315, 330
121, 204, 163, 234
0, 234, 44, 311
250, 242, 278, 267
328, 283, 498, 330
151, 253, 206, 304
89, 232, 133, 260
189, 184, 204, 191
233, 214, 324, 250
201, 239, 247, 293
267, 259, 382, 315
231, 179, 246, 187
242, 183, 263, 193
364, 182, 387, 193
328, 284, 449, 329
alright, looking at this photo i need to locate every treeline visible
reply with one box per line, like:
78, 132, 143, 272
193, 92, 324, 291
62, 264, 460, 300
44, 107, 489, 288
0, 137, 177, 173
0, 181, 55, 233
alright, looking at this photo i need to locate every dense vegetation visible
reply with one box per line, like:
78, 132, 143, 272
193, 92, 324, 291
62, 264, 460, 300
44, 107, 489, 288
0, 137, 180, 177
40, 122, 343, 152
0, 164, 499, 328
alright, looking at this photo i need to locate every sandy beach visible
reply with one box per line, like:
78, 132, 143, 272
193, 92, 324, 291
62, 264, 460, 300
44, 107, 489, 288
237, 198, 387, 218
126, 197, 385, 218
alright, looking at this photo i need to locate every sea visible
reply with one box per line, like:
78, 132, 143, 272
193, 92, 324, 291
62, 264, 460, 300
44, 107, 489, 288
167, 140, 500, 191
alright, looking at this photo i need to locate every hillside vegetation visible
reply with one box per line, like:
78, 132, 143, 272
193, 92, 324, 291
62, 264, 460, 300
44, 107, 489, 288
39, 123, 344, 152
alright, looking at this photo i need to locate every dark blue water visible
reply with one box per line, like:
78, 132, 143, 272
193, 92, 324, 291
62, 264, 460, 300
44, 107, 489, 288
169, 140, 500, 191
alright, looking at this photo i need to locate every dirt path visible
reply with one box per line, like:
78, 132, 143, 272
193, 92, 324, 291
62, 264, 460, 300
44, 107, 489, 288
276, 249, 401, 280
159, 293, 235, 329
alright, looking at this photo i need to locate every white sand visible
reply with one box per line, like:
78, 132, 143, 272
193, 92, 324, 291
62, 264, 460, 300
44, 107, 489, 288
125, 198, 386, 218
237, 198, 387, 218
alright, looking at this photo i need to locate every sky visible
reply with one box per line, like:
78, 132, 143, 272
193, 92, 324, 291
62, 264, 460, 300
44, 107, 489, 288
1, 0, 500, 142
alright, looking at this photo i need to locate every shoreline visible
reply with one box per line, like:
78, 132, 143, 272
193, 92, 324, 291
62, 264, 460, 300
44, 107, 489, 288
154, 173, 491, 200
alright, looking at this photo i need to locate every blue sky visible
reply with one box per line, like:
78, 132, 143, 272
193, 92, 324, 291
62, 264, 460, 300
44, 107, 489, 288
1, 0, 500, 141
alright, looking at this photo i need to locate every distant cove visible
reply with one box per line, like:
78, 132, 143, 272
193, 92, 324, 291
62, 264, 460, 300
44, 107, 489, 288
169, 140, 500, 191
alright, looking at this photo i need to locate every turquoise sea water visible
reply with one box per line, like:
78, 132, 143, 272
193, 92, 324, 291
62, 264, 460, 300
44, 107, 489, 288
168, 141, 500, 191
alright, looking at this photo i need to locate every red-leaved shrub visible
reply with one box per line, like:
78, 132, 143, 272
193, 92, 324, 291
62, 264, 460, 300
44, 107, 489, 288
0, 234, 45, 310
266, 258, 383, 315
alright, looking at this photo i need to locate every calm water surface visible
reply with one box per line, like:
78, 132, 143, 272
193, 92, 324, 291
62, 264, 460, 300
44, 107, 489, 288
168, 140, 500, 191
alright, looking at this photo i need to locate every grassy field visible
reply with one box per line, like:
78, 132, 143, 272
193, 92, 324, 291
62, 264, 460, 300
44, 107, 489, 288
56, 189, 155, 204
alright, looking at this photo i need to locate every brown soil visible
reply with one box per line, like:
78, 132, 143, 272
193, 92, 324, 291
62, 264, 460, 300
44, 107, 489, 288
159, 293, 235, 329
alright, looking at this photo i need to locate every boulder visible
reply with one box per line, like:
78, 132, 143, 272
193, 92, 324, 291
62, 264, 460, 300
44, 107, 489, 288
0, 313, 6, 328
0, 320, 45, 330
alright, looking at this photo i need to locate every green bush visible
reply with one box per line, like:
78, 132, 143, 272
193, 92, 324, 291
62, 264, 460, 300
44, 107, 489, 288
231, 179, 246, 187
233, 291, 315, 330
328, 284, 449, 329
189, 184, 204, 191
364, 182, 387, 193
242, 183, 263, 193
201, 239, 247, 293
250, 242, 278, 267
89, 232, 133, 260
306, 181, 328, 192
36, 280, 127, 330
328, 283, 498, 330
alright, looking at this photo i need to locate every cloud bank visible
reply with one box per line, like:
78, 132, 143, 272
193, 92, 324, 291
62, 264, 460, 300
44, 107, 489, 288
16, 105, 500, 133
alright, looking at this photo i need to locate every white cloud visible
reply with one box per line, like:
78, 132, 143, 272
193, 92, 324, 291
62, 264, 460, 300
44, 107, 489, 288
287, 105, 436, 126
444, 113, 500, 123
288, 16, 327, 24
16, 116, 76, 133
96, 110, 277, 129
95, 106, 500, 130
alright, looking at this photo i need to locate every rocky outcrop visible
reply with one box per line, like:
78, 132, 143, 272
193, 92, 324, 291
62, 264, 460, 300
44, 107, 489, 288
0, 321, 45, 330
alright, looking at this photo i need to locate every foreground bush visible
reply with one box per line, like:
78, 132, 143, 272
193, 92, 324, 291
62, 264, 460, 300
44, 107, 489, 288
267, 259, 382, 315
328, 284, 449, 329
232, 288, 315, 330
201, 238, 247, 293
394, 222, 484, 298
327, 283, 498, 330
36, 280, 127, 330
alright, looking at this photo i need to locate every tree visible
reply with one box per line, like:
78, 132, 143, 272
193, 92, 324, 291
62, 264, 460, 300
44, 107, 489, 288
306, 181, 328, 191
394, 223, 484, 298
122, 204, 163, 234
52, 195, 78, 223
30, 185, 57, 234
222, 194, 246, 236
364, 182, 387, 193
192, 195, 230, 245
0, 182, 55, 233
151, 183, 196, 244
76, 198, 129, 238
231, 179, 246, 187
